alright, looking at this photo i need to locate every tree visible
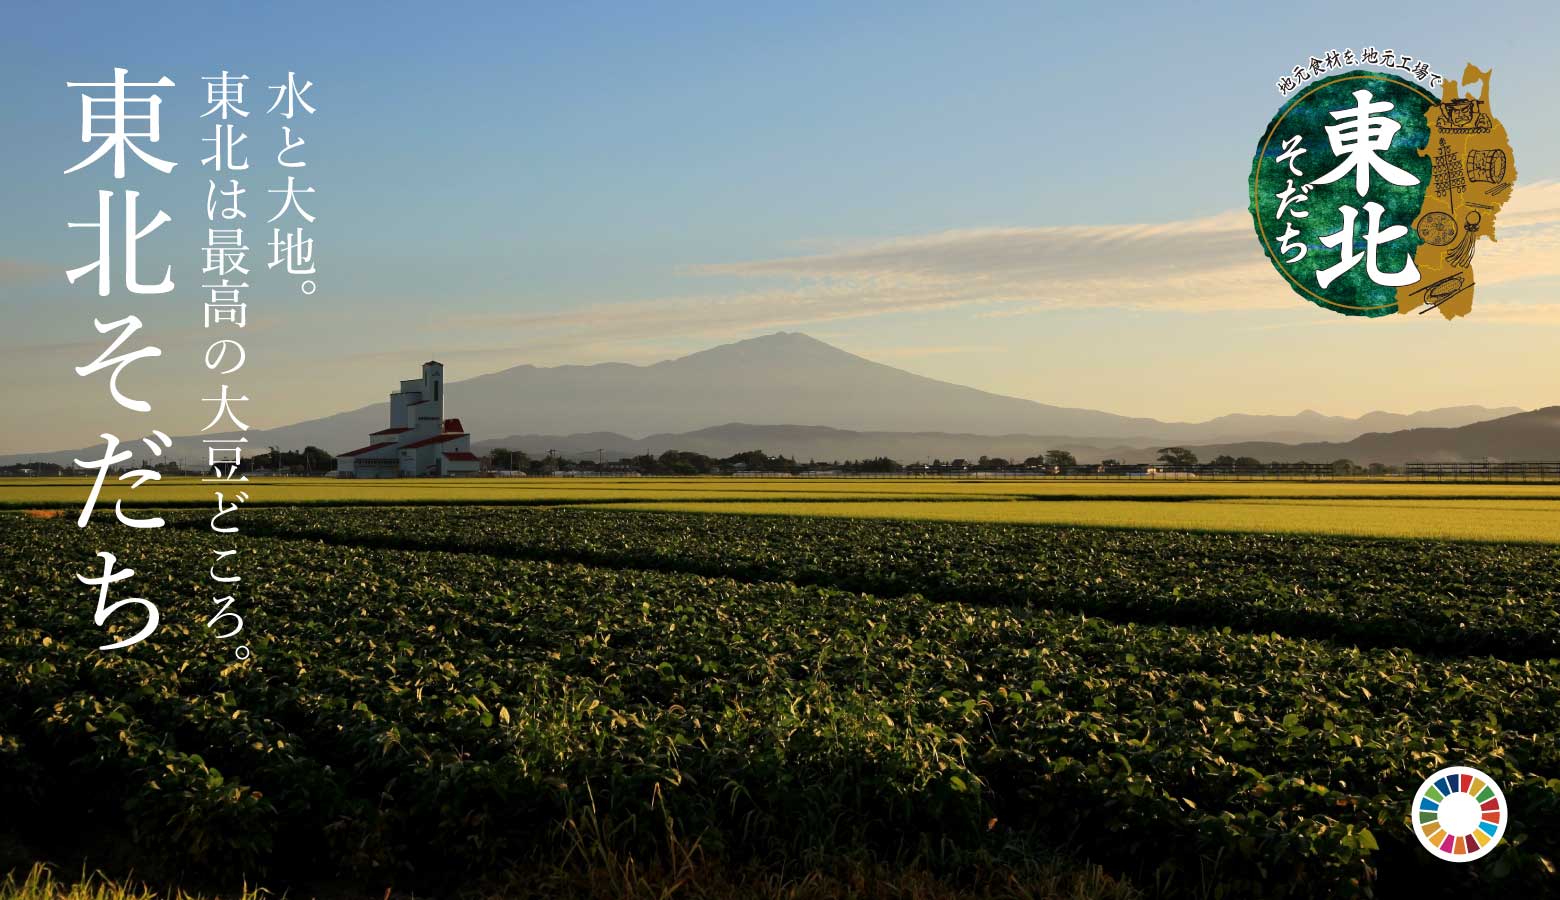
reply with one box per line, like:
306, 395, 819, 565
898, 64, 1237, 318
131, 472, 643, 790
656, 450, 717, 475
1234, 456, 1263, 469
1157, 447, 1198, 467
854, 456, 902, 473
723, 449, 769, 471
1101, 458, 1121, 467
722, 449, 797, 473
246, 446, 335, 475
302, 446, 333, 473
1211, 455, 1237, 467
488, 447, 531, 470
1043, 449, 1077, 468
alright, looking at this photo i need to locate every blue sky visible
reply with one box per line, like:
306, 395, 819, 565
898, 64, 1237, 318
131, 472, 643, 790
3, 1, 1559, 451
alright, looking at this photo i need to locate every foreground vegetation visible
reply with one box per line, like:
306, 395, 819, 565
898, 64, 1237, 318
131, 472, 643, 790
0, 866, 268, 900
608, 496, 1560, 543
0, 859, 1133, 900
4, 506, 1559, 897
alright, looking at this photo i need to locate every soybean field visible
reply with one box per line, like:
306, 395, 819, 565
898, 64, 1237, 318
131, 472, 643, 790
2, 505, 1558, 898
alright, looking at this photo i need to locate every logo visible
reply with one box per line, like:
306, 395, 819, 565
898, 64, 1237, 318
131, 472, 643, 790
1412, 766, 1506, 861
1249, 53, 1516, 319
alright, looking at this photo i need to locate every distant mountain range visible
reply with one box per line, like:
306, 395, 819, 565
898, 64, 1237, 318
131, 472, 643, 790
1174, 406, 1560, 465
469, 409, 1560, 466
469, 425, 1153, 465
0, 332, 1538, 467
439, 332, 1516, 444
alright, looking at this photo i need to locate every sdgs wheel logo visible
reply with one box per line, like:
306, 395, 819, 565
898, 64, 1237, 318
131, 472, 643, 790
1412, 766, 1507, 862
1249, 50, 1517, 318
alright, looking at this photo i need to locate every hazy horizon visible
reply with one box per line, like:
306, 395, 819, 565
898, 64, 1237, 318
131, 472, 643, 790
4, 1, 1559, 453
0, 330, 1535, 463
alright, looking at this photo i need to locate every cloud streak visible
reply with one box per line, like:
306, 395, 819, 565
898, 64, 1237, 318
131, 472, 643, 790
451, 181, 1560, 343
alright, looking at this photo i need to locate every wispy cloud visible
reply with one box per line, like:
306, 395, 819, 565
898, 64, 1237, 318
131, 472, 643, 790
452, 181, 1560, 344
690, 209, 1282, 314
1468, 300, 1560, 324
1473, 180, 1560, 286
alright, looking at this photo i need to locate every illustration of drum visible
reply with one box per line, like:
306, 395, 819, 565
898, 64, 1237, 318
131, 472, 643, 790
1467, 148, 1507, 184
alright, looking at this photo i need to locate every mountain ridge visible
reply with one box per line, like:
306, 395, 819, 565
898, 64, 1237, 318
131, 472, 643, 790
464, 410, 1560, 467
0, 332, 1527, 466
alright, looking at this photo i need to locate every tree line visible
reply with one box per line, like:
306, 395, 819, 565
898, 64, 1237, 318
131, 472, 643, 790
0, 446, 1402, 478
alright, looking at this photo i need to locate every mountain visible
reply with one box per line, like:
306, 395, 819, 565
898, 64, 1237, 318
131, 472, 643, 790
0, 333, 1524, 466
446, 332, 1171, 441
1179, 406, 1560, 465
444, 333, 1514, 443
471, 424, 1153, 465
467, 408, 1560, 466
1170, 406, 1529, 444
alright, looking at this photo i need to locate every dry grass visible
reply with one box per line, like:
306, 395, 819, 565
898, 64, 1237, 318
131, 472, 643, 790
3, 852, 1136, 900
0, 866, 267, 900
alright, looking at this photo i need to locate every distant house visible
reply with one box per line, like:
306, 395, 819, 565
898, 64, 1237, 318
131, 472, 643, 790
335, 361, 481, 477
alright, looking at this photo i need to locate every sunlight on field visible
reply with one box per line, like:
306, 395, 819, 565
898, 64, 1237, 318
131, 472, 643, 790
606, 497, 1560, 543
8, 476, 1560, 541
10, 475, 1560, 506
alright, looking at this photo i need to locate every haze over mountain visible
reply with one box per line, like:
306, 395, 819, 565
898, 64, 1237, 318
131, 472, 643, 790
1179, 406, 1560, 465
468, 408, 1560, 467
470, 425, 1156, 466
443, 333, 1512, 443
0, 332, 1525, 466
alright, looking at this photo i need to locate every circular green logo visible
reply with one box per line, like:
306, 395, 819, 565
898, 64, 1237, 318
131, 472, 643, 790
1249, 71, 1435, 317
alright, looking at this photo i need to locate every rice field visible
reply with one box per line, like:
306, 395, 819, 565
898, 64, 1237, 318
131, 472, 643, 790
8, 476, 1560, 543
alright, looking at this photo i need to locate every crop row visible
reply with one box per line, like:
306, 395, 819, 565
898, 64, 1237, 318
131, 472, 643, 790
3, 513, 1558, 896
229, 506, 1560, 659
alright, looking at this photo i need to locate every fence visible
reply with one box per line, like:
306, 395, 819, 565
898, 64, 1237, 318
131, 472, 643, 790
804, 464, 1340, 481
1403, 461, 1560, 482
605, 462, 1560, 482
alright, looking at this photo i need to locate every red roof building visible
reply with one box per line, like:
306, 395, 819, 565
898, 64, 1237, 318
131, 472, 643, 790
332, 361, 481, 478
401, 432, 465, 449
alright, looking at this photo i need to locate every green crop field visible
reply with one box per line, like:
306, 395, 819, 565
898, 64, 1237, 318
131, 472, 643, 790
3, 503, 1559, 898
610, 497, 1560, 543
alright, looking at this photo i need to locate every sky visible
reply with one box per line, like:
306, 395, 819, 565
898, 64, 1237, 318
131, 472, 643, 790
2, 0, 1558, 453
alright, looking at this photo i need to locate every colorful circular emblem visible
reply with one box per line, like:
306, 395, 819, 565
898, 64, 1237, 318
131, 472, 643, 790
1249, 65, 1516, 319
1412, 766, 1506, 862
